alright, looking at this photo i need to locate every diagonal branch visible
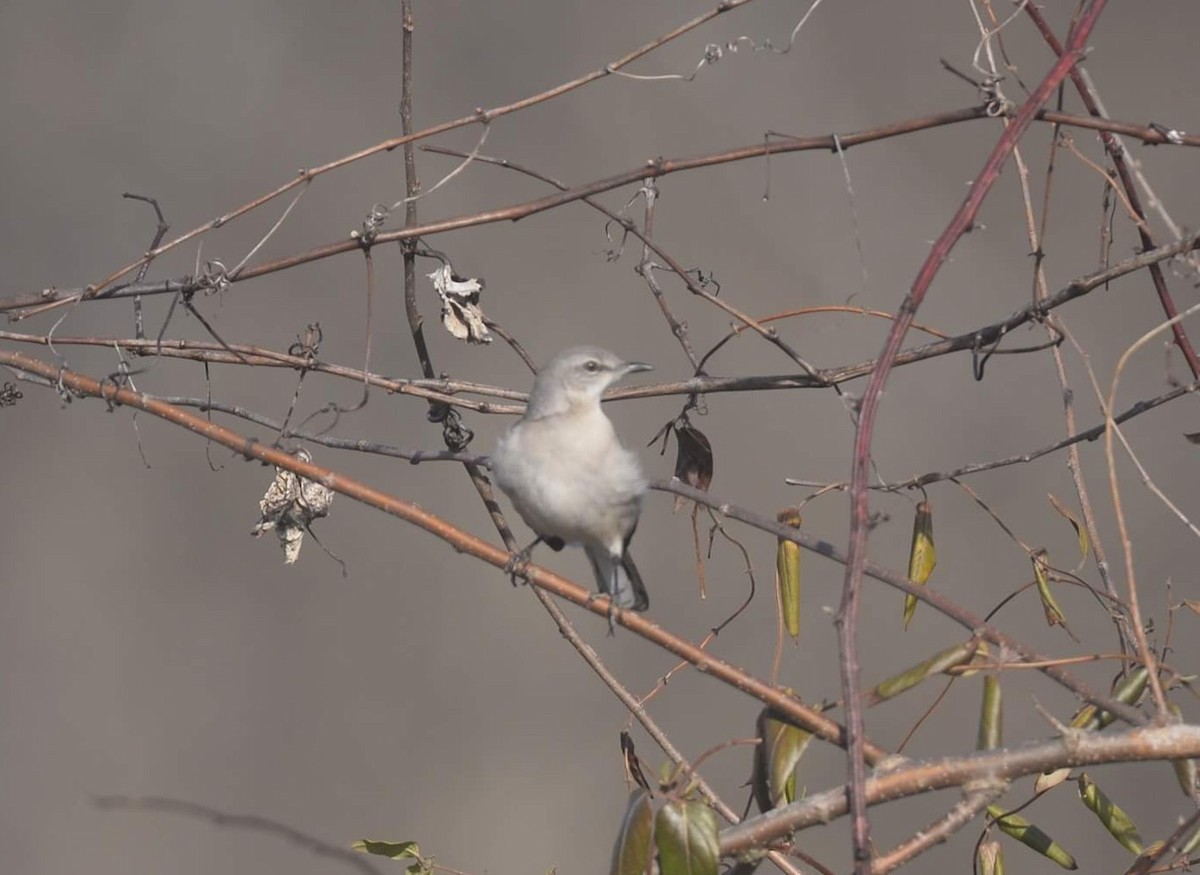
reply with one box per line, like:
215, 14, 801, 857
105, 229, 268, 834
836, 6, 1108, 869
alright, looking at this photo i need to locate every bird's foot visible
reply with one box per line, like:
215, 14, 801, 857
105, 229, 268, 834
505, 536, 552, 585
504, 546, 534, 586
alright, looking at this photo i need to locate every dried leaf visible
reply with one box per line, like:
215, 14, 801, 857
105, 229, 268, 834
1035, 768, 1071, 794
620, 731, 651, 791
978, 840, 1005, 875
251, 448, 334, 564
903, 501, 936, 629
775, 508, 802, 640
1048, 493, 1089, 562
671, 422, 714, 513
1031, 549, 1074, 638
427, 264, 491, 344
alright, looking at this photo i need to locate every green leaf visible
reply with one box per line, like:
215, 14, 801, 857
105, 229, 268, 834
903, 501, 936, 628
610, 789, 654, 875
353, 840, 422, 860
752, 708, 812, 811
775, 508, 802, 640
656, 799, 719, 875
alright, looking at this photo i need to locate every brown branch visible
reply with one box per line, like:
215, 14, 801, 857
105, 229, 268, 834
9, 100, 1191, 321
652, 478, 1146, 729
10, 104, 988, 317
1024, 4, 1200, 378
4, 0, 765, 315
868, 786, 1005, 875
7, 226, 1196, 409
0, 347, 888, 766
0, 345, 1168, 734
838, 6, 1107, 868
399, 0, 436, 384
718, 722, 1200, 856
0, 330, 525, 412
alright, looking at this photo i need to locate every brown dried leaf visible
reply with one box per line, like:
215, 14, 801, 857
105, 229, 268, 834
672, 422, 713, 513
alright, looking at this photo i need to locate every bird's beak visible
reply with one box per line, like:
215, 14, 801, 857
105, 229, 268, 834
624, 361, 654, 374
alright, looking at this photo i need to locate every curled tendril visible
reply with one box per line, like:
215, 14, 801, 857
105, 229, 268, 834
441, 407, 474, 451
288, 323, 323, 361
199, 260, 230, 295
352, 203, 391, 246
1, 381, 24, 407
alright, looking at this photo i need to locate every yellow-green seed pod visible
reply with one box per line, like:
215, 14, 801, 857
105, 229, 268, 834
776, 508, 802, 640
1077, 773, 1144, 854
958, 640, 990, 678
1069, 703, 1099, 731
871, 639, 979, 702
903, 501, 937, 629
1181, 820, 1200, 856
978, 674, 1003, 751
1031, 549, 1068, 630
1075, 666, 1150, 731
1168, 703, 1197, 799
988, 805, 1078, 870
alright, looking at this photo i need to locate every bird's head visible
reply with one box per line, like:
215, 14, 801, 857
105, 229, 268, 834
525, 346, 653, 418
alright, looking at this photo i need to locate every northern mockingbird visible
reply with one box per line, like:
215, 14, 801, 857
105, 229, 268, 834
491, 346, 653, 614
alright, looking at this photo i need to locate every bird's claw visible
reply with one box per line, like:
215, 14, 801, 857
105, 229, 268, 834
504, 549, 533, 586
584, 592, 620, 636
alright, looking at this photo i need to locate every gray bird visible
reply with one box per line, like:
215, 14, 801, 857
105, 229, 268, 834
491, 346, 653, 613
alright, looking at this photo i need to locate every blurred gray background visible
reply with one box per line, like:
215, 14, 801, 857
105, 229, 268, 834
3, 2, 1200, 872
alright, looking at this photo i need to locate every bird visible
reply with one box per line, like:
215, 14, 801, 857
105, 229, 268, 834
491, 346, 653, 616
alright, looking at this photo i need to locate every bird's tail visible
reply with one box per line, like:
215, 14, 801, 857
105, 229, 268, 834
585, 547, 650, 612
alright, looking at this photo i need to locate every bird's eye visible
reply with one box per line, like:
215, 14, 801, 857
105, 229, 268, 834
584, 360, 600, 373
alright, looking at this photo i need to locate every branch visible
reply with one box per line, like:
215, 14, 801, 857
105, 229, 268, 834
0, 348, 887, 765
12, 100, 1191, 318
838, 6, 1108, 867
719, 722, 1200, 855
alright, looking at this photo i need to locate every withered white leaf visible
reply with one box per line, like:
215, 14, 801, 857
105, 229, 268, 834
428, 264, 491, 344
251, 448, 335, 565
